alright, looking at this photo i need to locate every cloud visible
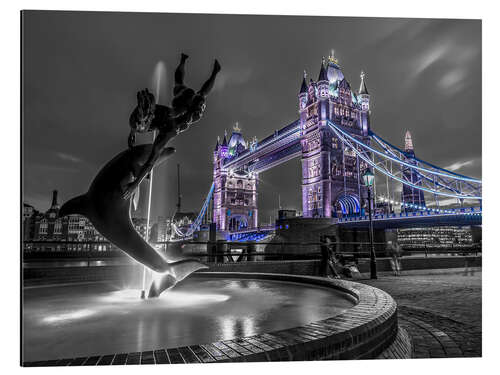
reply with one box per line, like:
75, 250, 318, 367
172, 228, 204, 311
438, 68, 467, 94
444, 159, 475, 171
56, 152, 83, 163
414, 45, 446, 76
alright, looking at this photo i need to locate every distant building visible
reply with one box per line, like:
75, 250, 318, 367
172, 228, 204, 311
278, 209, 297, 220
131, 217, 153, 242
150, 216, 173, 243
23, 203, 38, 242
24, 190, 109, 252
401, 131, 426, 211
397, 226, 478, 249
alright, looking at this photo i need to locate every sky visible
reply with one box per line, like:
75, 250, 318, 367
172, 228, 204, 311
22, 11, 481, 222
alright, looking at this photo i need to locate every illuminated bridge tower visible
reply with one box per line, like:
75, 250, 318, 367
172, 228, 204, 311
213, 125, 258, 231
401, 130, 426, 211
300, 53, 372, 218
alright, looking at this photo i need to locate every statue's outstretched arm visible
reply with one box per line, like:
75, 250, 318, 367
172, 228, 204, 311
198, 59, 221, 97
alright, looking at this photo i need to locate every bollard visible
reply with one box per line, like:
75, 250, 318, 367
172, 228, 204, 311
216, 240, 227, 264
247, 241, 256, 262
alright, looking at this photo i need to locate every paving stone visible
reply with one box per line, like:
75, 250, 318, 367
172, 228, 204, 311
83, 356, 100, 365
125, 352, 140, 365
178, 347, 201, 363
140, 351, 155, 364
189, 345, 216, 363
97, 355, 115, 365
153, 349, 169, 364
166, 348, 185, 364
111, 353, 127, 365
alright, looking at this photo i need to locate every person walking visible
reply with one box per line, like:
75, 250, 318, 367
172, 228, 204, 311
389, 240, 403, 276
320, 236, 341, 279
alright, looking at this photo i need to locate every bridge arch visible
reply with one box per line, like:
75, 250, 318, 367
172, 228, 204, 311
333, 193, 361, 218
228, 214, 249, 232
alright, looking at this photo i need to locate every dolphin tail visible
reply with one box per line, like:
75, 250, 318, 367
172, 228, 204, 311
59, 194, 90, 218
169, 258, 209, 282
147, 259, 209, 298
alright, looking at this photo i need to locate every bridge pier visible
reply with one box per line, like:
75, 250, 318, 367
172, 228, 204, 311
272, 217, 399, 257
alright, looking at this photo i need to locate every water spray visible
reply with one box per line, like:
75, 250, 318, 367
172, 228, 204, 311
140, 61, 166, 299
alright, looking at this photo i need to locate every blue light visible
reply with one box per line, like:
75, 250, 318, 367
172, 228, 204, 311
328, 121, 481, 185
328, 121, 482, 200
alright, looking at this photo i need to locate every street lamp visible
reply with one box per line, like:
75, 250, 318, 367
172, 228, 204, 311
362, 168, 378, 279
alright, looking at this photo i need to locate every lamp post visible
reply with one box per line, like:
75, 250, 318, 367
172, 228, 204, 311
362, 168, 377, 279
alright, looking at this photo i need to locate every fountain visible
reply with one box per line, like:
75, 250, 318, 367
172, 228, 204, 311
23, 54, 405, 366
23, 272, 401, 364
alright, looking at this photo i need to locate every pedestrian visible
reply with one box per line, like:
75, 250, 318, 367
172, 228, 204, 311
389, 241, 403, 276
320, 236, 341, 279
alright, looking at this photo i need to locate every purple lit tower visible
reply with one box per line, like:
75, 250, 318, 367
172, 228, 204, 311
213, 124, 258, 231
400, 130, 426, 211
299, 52, 372, 218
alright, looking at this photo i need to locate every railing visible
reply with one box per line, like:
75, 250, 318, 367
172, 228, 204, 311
22, 240, 481, 265
337, 207, 482, 223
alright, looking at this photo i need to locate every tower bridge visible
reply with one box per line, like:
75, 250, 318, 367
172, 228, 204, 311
172, 51, 482, 241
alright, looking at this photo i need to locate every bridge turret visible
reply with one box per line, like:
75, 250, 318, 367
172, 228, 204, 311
400, 130, 426, 211
358, 71, 371, 134
307, 79, 317, 105
317, 58, 329, 99
404, 130, 414, 154
214, 136, 220, 151
326, 50, 344, 83
298, 71, 308, 110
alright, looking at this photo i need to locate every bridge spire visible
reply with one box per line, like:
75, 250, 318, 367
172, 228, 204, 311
299, 71, 308, 94
318, 58, 328, 81
359, 70, 369, 95
222, 130, 228, 146
233, 122, 241, 132
328, 49, 338, 65
404, 130, 414, 152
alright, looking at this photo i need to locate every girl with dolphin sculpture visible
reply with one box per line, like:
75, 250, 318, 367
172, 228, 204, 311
59, 54, 221, 298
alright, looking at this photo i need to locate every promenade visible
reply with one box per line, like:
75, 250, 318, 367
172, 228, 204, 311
361, 268, 482, 358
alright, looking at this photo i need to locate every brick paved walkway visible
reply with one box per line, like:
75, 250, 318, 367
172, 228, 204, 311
360, 268, 482, 358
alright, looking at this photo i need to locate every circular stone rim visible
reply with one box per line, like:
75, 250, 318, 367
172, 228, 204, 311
23, 272, 398, 366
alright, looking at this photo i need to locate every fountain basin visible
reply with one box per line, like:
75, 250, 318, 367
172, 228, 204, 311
23, 272, 398, 365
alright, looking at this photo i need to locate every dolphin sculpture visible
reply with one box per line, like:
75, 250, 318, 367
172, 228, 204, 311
59, 144, 208, 296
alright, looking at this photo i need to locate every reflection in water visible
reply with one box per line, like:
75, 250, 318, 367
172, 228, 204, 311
23, 278, 355, 362
42, 309, 96, 324
99, 288, 230, 307
217, 315, 256, 340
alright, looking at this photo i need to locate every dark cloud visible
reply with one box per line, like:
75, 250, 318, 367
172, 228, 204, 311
22, 11, 481, 219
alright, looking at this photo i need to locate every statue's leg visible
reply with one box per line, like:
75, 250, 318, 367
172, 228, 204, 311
198, 59, 221, 97
174, 53, 189, 96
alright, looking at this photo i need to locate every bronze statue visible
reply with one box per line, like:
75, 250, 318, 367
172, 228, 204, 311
123, 53, 220, 200
59, 54, 220, 297
59, 144, 208, 280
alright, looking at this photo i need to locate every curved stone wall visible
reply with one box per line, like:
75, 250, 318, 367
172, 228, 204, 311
23, 273, 398, 366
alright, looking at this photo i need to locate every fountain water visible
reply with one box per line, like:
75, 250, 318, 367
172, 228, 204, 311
141, 61, 167, 299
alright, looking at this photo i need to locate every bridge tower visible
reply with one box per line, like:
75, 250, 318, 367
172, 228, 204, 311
401, 130, 426, 211
212, 126, 258, 231
300, 53, 372, 218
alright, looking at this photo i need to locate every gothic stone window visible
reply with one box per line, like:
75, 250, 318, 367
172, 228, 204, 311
39, 219, 48, 235
54, 219, 62, 235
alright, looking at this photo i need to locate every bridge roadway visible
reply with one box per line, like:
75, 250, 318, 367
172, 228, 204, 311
336, 207, 482, 229
223, 120, 301, 173
228, 207, 482, 240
